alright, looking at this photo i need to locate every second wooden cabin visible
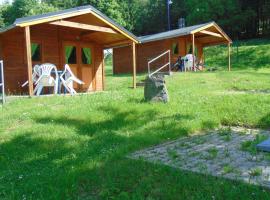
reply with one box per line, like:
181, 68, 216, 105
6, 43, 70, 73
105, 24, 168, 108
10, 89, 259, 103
113, 22, 232, 74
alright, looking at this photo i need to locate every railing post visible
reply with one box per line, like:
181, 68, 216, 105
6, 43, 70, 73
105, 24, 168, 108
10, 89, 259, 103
0, 60, 4, 104
148, 50, 171, 77
148, 60, 150, 76
228, 42, 231, 71
168, 50, 171, 74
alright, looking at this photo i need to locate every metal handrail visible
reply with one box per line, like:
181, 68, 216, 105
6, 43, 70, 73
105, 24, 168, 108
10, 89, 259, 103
149, 62, 170, 77
0, 60, 4, 104
148, 50, 171, 77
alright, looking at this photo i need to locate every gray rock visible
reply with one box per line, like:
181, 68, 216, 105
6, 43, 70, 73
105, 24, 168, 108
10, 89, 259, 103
144, 74, 169, 103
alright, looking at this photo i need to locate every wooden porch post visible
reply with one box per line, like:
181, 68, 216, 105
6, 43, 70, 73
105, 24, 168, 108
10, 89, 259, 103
132, 42, 137, 89
24, 26, 33, 96
228, 42, 231, 71
192, 34, 195, 71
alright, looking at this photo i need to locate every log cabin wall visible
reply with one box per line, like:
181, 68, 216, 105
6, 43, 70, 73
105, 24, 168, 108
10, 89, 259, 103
1, 28, 27, 94
113, 45, 133, 74
113, 35, 203, 74
113, 40, 169, 74
137, 40, 169, 73
0, 24, 104, 94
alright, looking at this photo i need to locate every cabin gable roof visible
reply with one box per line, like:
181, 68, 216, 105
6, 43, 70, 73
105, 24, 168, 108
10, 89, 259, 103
138, 22, 232, 44
0, 5, 139, 43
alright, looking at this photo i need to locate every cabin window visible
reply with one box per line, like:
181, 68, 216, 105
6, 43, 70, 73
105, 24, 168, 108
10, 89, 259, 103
65, 45, 77, 64
31, 43, 41, 61
172, 43, 179, 55
187, 43, 198, 56
81, 48, 92, 64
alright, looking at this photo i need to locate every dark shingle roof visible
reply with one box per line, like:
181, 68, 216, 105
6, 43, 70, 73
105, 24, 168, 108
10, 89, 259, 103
138, 22, 214, 43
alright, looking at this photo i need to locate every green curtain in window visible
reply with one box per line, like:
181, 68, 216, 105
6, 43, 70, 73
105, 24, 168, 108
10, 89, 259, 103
82, 48, 92, 64
65, 46, 74, 63
31, 43, 39, 57
172, 43, 179, 55
186, 43, 198, 56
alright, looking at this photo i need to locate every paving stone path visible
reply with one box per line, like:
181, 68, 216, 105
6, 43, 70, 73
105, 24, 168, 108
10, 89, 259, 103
130, 127, 270, 188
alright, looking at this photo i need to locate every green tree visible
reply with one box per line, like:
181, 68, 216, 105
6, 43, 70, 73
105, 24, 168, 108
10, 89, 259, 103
42, 0, 77, 9
132, 0, 167, 35
184, 0, 256, 38
2, 0, 57, 26
0, 4, 9, 28
77, 0, 127, 28
117, 0, 140, 32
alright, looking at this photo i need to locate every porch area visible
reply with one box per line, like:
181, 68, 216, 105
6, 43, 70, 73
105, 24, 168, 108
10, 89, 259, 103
169, 22, 233, 73
113, 22, 232, 75
0, 6, 139, 96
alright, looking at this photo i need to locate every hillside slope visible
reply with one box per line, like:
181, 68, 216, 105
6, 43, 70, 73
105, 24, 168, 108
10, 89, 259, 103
204, 39, 270, 70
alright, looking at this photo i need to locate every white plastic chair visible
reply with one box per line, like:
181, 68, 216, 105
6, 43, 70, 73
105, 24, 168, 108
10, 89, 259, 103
60, 64, 84, 95
22, 64, 41, 86
35, 63, 59, 96
22, 64, 41, 94
184, 55, 196, 72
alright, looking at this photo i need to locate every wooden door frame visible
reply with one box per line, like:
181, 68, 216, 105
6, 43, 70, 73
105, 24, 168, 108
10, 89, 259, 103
79, 42, 95, 91
62, 40, 95, 91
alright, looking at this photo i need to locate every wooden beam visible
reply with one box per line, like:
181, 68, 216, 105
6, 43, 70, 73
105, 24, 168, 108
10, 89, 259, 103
24, 26, 33, 96
132, 42, 137, 89
199, 30, 222, 38
211, 23, 232, 43
190, 22, 215, 34
17, 10, 91, 27
228, 42, 231, 71
104, 39, 131, 49
202, 41, 228, 47
79, 31, 97, 38
50, 20, 118, 34
191, 22, 232, 43
89, 10, 139, 44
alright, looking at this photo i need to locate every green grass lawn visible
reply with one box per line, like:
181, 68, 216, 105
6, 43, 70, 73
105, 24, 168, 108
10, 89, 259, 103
1, 40, 270, 199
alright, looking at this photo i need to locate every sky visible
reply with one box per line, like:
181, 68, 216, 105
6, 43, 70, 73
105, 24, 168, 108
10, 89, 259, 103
0, 0, 12, 4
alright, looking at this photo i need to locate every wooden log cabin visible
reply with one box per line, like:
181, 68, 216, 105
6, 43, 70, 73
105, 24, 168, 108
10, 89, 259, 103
113, 22, 232, 74
0, 5, 139, 95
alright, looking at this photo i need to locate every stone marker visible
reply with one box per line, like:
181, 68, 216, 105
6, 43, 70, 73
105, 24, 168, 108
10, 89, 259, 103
257, 138, 270, 152
144, 73, 169, 103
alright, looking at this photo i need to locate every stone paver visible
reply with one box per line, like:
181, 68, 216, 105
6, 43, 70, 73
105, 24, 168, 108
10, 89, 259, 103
130, 127, 270, 188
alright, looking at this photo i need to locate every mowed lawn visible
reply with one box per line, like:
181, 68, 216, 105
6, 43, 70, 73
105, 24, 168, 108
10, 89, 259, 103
1, 40, 270, 199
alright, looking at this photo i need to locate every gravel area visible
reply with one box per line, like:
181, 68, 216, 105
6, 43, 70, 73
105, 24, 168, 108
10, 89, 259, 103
130, 127, 270, 188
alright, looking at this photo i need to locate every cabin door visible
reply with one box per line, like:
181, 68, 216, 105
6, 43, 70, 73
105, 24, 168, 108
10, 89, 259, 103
80, 43, 95, 92
63, 41, 95, 92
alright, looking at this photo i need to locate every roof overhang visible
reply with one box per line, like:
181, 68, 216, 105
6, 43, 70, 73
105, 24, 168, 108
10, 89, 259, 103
138, 22, 232, 45
191, 22, 232, 44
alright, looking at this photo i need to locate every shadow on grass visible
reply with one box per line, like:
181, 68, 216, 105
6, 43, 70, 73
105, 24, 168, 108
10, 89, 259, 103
258, 113, 270, 129
1, 105, 269, 199
0, 105, 193, 198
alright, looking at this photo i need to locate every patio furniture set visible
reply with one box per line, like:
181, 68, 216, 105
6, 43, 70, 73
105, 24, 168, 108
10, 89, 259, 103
22, 63, 84, 96
172, 54, 204, 72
